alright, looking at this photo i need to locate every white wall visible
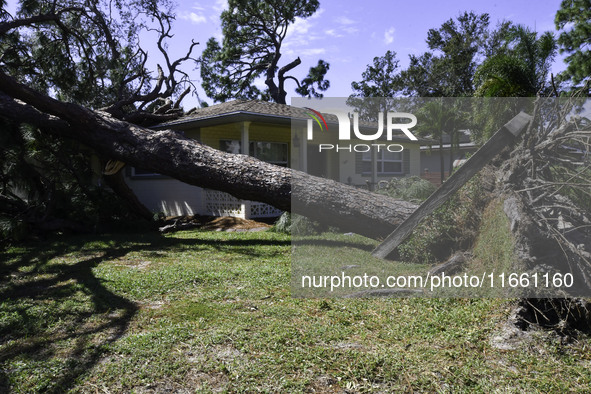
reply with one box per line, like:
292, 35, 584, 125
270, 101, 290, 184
125, 174, 205, 217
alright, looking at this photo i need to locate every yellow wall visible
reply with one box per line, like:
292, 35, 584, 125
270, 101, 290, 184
248, 123, 292, 144
199, 122, 291, 151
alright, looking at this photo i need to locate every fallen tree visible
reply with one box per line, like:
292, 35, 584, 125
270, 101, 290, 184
0, 0, 202, 230
499, 98, 591, 298
0, 72, 418, 240
1, 0, 589, 344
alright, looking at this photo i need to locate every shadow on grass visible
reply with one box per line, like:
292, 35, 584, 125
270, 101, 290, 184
0, 242, 138, 393
0, 230, 290, 392
127, 232, 292, 259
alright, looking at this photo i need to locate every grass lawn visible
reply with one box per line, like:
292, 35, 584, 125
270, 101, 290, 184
1, 229, 590, 392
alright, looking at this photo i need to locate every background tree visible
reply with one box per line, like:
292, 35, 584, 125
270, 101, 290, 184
416, 100, 467, 184
347, 50, 405, 119
348, 13, 489, 181
555, 0, 591, 92
348, 12, 490, 99
472, 24, 556, 142
350, 50, 402, 98
200, 0, 330, 104
402, 11, 490, 97
0, 0, 198, 238
400, 12, 489, 179
474, 24, 557, 98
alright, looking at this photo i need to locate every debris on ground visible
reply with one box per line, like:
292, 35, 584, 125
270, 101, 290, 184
159, 215, 273, 233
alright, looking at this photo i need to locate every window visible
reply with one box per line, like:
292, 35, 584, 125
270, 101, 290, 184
362, 150, 403, 174
249, 141, 288, 166
220, 140, 241, 154
221, 140, 288, 167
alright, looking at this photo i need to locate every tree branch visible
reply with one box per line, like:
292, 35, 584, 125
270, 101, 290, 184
0, 7, 85, 35
0, 74, 418, 239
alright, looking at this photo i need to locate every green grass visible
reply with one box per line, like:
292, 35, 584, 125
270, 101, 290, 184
471, 199, 516, 279
0, 229, 590, 392
292, 232, 431, 297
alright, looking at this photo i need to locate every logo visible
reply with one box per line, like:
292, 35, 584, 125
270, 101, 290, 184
304, 107, 329, 132
304, 109, 418, 153
305, 110, 417, 141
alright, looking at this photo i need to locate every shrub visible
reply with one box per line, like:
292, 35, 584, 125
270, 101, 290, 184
271, 212, 331, 235
377, 176, 437, 203
397, 175, 488, 265
272, 212, 292, 233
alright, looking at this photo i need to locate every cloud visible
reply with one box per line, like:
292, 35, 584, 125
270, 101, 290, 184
283, 44, 326, 58
384, 27, 395, 45
290, 16, 314, 35
283, 9, 324, 51
342, 26, 359, 34
253, 76, 267, 90
181, 12, 207, 24
180, 1, 225, 24
331, 15, 359, 35
299, 48, 326, 56
212, 0, 227, 13
325, 29, 343, 38
335, 16, 356, 25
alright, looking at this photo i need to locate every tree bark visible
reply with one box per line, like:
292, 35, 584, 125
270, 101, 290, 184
439, 133, 445, 184
103, 167, 155, 221
0, 73, 418, 239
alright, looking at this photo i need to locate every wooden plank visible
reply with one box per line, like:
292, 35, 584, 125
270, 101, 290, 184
372, 111, 532, 260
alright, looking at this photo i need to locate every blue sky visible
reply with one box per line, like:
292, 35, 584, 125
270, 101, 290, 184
168, 0, 566, 108
5, 0, 567, 109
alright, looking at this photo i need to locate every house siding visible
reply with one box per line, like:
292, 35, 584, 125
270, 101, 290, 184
124, 121, 293, 217
344, 142, 421, 186
125, 176, 205, 217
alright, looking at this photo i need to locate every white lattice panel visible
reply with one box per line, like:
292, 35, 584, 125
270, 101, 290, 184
250, 202, 283, 218
205, 190, 282, 219
205, 190, 245, 218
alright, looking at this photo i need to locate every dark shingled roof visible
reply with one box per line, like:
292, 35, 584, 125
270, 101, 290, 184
157, 99, 430, 143
160, 99, 320, 126
160, 99, 369, 127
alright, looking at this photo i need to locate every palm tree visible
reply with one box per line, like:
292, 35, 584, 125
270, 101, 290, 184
471, 24, 557, 143
474, 24, 557, 98
417, 99, 462, 184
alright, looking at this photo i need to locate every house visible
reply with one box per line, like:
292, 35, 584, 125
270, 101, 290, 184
124, 99, 424, 219
420, 130, 477, 186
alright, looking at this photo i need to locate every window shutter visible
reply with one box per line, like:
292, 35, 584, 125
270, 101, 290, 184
403, 148, 410, 175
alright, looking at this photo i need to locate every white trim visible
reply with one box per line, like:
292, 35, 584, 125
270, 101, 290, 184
420, 142, 476, 151
361, 150, 403, 175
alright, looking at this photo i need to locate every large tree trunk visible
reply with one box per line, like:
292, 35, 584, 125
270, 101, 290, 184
0, 73, 417, 239
439, 134, 445, 184
103, 167, 155, 221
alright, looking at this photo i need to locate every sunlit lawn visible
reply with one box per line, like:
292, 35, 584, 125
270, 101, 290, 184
0, 229, 589, 392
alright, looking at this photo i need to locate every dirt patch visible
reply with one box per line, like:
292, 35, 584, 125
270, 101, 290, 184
161, 215, 273, 233
182, 343, 246, 365
308, 375, 342, 393
330, 342, 365, 351
490, 321, 535, 351
138, 300, 167, 310
187, 371, 229, 393
200, 216, 271, 232
133, 380, 191, 394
